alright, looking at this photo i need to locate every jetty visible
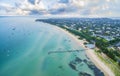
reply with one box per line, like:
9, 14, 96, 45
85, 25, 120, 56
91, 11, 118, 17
48, 49, 84, 54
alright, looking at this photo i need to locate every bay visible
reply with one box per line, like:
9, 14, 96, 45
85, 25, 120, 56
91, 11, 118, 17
0, 16, 104, 76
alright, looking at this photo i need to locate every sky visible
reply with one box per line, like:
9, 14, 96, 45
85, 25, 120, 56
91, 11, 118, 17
0, 0, 120, 17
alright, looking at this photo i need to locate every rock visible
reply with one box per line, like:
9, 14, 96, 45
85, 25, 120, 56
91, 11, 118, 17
79, 72, 91, 76
75, 57, 82, 63
69, 62, 77, 71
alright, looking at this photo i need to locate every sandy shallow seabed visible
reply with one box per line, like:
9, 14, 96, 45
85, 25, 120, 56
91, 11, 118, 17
54, 26, 115, 76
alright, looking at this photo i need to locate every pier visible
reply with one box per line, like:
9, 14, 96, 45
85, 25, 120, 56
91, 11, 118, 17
48, 49, 84, 54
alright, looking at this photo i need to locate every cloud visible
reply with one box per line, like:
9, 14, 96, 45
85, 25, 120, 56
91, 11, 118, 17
0, 0, 120, 17
59, 0, 69, 3
0, 3, 17, 15
28, 0, 35, 4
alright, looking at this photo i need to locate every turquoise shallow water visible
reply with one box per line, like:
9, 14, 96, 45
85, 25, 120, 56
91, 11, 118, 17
0, 16, 104, 76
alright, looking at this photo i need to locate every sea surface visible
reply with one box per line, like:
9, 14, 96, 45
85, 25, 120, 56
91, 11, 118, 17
0, 16, 104, 76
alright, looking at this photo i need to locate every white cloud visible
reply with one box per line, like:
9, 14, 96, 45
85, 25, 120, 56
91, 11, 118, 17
0, 0, 120, 17
70, 0, 86, 7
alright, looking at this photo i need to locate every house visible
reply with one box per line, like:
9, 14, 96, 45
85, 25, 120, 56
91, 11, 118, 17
85, 43, 95, 49
115, 42, 120, 51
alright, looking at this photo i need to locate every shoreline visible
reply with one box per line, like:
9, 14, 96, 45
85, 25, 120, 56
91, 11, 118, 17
54, 26, 115, 76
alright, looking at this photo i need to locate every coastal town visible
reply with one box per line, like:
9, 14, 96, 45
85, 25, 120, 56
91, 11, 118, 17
36, 18, 120, 76
36, 18, 120, 41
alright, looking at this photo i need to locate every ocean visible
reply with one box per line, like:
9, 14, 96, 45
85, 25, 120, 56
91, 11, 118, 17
0, 16, 104, 76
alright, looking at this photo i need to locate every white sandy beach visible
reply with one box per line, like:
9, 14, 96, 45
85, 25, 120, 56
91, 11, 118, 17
55, 26, 115, 76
